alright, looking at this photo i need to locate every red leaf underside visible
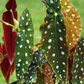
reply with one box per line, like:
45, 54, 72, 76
2, 11, 17, 65
1, 44, 15, 83
6, 0, 17, 11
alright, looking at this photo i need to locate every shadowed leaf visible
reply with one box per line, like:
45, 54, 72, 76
24, 50, 45, 84
72, 38, 84, 84
1, 44, 15, 84
33, 68, 44, 84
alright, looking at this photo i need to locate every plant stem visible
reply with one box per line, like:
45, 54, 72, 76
0, 19, 15, 28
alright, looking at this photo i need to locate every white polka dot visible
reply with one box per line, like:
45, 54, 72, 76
72, 34, 74, 37
62, 62, 66, 65
17, 41, 19, 44
82, 43, 84, 46
69, 43, 71, 45
55, 0, 57, 2
28, 28, 31, 31
50, 0, 53, 3
21, 39, 23, 41
19, 35, 21, 37
57, 6, 60, 9
66, 9, 70, 12
65, 2, 67, 5
59, 29, 61, 32
75, 75, 77, 79
57, 22, 59, 24
26, 13, 28, 17
56, 65, 59, 69
47, 25, 50, 29
59, 37, 63, 41
19, 59, 21, 62
26, 40, 29, 43
52, 53, 55, 57
53, 60, 55, 63
25, 53, 28, 57
61, 51, 65, 55
76, 64, 78, 68
17, 52, 20, 55
63, 70, 65, 72
28, 18, 30, 21
46, 21, 48, 23
22, 68, 24, 71
22, 17, 24, 20
26, 22, 28, 26
17, 63, 20, 67
25, 34, 27, 37
20, 24, 22, 26
48, 45, 51, 49
17, 74, 19, 76
80, 81, 83, 83
72, 14, 75, 17
29, 46, 31, 49
48, 39, 52, 43
81, 68, 83, 71
30, 34, 32, 37
60, 19, 63, 22
20, 45, 23, 48
74, 70, 76, 73
26, 61, 28, 64
45, 31, 47, 34
72, 22, 74, 25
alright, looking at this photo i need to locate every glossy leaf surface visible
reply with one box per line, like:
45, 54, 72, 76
24, 50, 45, 84
40, 0, 68, 83
60, 0, 82, 50
15, 9, 34, 83
72, 38, 84, 84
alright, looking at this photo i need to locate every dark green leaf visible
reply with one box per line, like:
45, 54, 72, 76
15, 9, 34, 83
24, 50, 45, 84
40, 0, 69, 83
72, 38, 84, 84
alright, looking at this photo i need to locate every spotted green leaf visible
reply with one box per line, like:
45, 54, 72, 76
15, 9, 34, 83
72, 38, 84, 84
60, 0, 82, 50
40, 0, 69, 83
24, 50, 45, 84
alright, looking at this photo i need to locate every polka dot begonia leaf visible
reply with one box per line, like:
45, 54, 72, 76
72, 38, 84, 84
40, 0, 69, 83
15, 9, 34, 83
24, 50, 45, 84
43, 63, 54, 84
60, 0, 82, 50
33, 68, 44, 84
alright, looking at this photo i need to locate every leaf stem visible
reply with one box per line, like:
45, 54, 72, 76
0, 19, 15, 28
10, 10, 19, 30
